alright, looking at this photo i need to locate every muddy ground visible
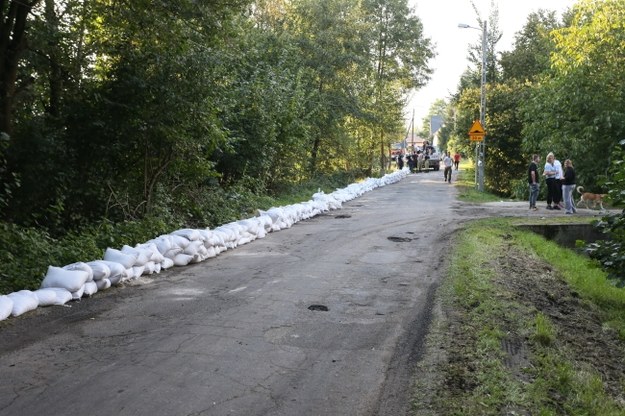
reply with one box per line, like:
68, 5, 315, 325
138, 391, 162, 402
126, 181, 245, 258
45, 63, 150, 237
411, 200, 625, 415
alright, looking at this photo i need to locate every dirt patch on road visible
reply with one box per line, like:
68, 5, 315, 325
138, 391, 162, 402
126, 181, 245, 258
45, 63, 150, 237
411, 203, 625, 415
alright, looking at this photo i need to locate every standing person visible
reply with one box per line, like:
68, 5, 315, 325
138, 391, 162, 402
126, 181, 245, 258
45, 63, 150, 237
543, 152, 559, 210
417, 151, 424, 172
407, 154, 415, 173
562, 159, 577, 214
443, 152, 453, 183
554, 156, 564, 209
528, 154, 541, 211
453, 152, 461, 170
397, 153, 404, 170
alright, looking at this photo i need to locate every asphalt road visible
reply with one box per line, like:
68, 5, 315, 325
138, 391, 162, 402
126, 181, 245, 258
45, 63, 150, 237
0, 172, 460, 416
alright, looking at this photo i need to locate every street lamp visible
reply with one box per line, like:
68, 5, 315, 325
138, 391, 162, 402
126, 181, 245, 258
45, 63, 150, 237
458, 21, 487, 192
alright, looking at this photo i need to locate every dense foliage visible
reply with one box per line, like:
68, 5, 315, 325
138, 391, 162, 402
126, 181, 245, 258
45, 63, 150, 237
434, 0, 625, 283
0, 0, 433, 232
0, 0, 434, 293
586, 140, 625, 286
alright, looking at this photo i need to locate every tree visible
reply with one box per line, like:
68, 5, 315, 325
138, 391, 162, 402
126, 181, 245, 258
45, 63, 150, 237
499, 10, 561, 82
0, 0, 43, 136
363, 0, 433, 173
522, 0, 625, 190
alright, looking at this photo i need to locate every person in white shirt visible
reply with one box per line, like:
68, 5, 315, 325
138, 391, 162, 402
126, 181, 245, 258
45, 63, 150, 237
443, 153, 453, 183
543, 152, 560, 210
554, 156, 564, 209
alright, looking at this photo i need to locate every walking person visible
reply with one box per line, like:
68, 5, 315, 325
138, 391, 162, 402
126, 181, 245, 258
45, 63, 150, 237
562, 159, 577, 214
543, 152, 559, 210
453, 152, 461, 170
528, 154, 540, 211
443, 152, 453, 183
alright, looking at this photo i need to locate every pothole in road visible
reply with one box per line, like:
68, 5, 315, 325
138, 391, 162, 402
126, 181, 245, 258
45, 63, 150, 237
308, 304, 329, 312
387, 236, 412, 242
335, 214, 351, 219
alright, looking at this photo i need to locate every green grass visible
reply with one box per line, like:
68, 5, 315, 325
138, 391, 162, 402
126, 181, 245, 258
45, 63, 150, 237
531, 312, 555, 346
455, 162, 509, 203
421, 217, 625, 414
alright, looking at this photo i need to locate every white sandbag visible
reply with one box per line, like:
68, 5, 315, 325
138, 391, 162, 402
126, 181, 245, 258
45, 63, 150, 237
49, 288, 72, 305
83, 281, 98, 296
131, 265, 145, 279
122, 267, 134, 282
99, 260, 125, 281
137, 242, 165, 263
173, 253, 193, 266
183, 240, 204, 256
169, 234, 191, 249
208, 231, 225, 247
86, 261, 111, 281
34, 288, 58, 307
63, 262, 94, 282
150, 235, 174, 255
198, 229, 213, 245
41, 265, 90, 292
143, 261, 156, 275
191, 245, 209, 263
71, 285, 85, 300
204, 246, 217, 259
121, 245, 150, 266
163, 247, 182, 260
103, 248, 136, 269
108, 273, 122, 286
96, 278, 111, 291
237, 236, 252, 246
161, 257, 174, 269
154, 262, 161, 274
0, 295, 14, 321
172, 228, 201, 241
8, 290, 39, 317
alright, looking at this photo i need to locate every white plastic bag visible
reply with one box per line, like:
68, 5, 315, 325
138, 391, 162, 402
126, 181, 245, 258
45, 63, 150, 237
63, 262, 94, 282
41, 266, 90, 292
86, 261, 111, 281
0, 295, 14, 321
83, 281, 98, 297
103, 248, 136, 269
96, 278, 111, 291
8, 290, 39, 317
49, 288, 72, 305
34, 288, 58, 307
173, 253, 193, 266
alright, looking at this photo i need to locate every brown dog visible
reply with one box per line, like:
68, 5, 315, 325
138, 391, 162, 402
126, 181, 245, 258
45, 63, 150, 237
576, 186, 607, 210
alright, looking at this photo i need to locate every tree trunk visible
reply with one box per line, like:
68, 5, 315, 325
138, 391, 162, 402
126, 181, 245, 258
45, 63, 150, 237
0, 0, 42, 135
44, 0, 61, 119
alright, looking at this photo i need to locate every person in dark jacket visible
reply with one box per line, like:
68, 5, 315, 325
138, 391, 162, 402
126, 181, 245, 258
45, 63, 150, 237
562, 159, 577, 214
528, 154, 540, 210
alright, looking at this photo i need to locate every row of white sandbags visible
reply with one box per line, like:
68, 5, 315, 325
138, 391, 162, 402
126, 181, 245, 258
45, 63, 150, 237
0, 169, 408, 321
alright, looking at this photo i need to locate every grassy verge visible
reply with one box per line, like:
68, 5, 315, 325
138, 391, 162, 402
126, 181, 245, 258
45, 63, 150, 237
455, 162, 507, 203
412, 168, 625, 415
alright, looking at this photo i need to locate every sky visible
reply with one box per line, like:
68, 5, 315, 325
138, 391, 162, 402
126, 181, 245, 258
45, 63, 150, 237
405, 0, 577, 129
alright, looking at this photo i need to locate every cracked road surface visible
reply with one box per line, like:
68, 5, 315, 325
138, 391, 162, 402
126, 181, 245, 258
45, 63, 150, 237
0, 172, 459, 416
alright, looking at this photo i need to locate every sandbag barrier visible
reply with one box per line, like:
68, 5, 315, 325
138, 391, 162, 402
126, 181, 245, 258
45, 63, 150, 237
0, 169, 409, 321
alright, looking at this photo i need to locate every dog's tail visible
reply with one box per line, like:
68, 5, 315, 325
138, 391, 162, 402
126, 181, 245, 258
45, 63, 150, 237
576, 186, 584, 194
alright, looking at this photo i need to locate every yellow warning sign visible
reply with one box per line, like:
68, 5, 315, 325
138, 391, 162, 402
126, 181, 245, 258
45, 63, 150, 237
468, 120, 485, 142
468, 120, 485, 135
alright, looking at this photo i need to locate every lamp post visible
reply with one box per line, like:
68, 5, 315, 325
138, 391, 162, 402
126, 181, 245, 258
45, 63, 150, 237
458, 21, 487, 192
